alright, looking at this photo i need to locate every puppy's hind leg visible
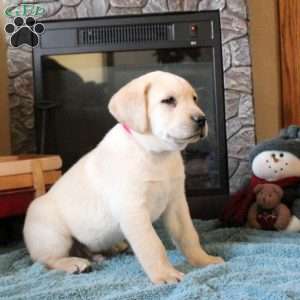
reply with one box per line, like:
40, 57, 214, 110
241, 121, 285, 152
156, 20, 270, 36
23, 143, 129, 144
24, 217, 92, 274
48, 257, 92, 274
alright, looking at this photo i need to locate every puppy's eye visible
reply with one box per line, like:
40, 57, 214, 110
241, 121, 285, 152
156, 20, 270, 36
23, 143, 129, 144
193, 96, 198, 103
280, 153, 284, 157
161, 97, 176, 106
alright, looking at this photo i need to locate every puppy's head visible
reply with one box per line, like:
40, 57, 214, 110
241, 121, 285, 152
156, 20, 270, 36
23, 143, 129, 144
108, 71, 207, 151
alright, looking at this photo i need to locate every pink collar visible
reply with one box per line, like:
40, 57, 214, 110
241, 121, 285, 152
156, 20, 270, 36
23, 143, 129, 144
122, 123, 132, 135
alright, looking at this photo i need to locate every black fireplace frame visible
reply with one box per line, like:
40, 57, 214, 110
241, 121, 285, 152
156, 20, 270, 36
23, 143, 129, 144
32, 11, 229, 219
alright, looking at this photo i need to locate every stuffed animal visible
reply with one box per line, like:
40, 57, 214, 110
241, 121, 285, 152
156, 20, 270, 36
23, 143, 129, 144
221, 125, 300, 230
247, 184, 291, 230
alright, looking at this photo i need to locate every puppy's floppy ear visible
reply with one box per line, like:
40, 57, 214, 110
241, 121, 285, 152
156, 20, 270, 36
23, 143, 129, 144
108, 76, 151, 134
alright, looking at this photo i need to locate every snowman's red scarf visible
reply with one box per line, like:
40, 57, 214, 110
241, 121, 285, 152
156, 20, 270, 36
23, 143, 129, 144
221, 175, 300, 226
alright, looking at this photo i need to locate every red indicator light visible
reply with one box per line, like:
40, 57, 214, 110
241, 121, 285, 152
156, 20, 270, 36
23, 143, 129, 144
191, 25, 197, 32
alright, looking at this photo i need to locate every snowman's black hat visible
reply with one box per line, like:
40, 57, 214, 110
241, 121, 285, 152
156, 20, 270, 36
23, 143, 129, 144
249, 125, 300, 163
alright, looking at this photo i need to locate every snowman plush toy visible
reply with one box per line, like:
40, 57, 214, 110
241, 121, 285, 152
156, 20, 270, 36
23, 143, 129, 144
222, 125, 300, 231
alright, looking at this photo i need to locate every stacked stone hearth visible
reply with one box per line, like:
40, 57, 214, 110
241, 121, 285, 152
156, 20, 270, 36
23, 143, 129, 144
5, 0, 255, 192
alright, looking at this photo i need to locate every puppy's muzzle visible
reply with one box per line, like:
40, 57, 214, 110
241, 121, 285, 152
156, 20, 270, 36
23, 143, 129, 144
191, 115, 207, 138
191, 115, 206, 129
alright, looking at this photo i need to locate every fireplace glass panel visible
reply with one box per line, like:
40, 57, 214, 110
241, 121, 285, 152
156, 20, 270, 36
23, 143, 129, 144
42, 47, 220, 192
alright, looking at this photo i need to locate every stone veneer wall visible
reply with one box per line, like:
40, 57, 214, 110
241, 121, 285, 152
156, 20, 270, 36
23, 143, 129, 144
5, 0, 255, 192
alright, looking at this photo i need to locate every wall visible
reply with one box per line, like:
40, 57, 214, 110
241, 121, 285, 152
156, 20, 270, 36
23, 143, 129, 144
248, 0, 282, 142
4, 0, 255, 192
0, 0, 11, 155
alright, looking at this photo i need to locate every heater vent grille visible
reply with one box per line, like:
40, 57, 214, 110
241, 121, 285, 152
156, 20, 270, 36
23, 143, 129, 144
78, 23, 173, 45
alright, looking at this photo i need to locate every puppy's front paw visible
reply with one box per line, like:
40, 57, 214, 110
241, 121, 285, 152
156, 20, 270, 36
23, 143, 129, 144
189, 254, 224, 267
149, 267, 184, 284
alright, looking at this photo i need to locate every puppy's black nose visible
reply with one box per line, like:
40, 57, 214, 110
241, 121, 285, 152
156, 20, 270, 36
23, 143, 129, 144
191, 115, 206, 128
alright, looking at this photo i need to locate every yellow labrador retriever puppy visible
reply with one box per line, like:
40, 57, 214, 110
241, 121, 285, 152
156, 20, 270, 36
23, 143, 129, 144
24, 71, 224, 284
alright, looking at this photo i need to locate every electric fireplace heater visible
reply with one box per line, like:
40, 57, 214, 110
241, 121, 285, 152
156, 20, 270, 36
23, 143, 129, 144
33, 11, 228, 219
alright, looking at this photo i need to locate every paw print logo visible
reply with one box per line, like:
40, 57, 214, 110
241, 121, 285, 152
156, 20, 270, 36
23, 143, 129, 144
5, 16, 45, 48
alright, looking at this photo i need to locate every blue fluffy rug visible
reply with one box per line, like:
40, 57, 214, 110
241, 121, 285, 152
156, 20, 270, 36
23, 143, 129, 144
1, 220, 300, 300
